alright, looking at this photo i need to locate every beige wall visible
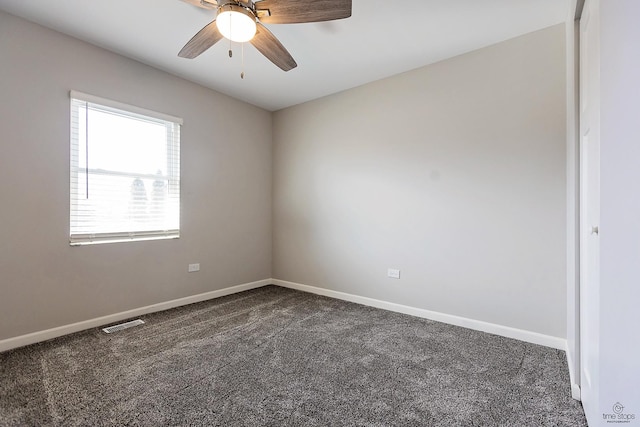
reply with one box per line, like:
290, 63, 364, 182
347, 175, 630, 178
0, 11, 272, 340
0, 12, 568, 343
273, 25, 567, 338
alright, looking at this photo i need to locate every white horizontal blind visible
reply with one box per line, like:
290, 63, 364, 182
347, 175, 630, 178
70, 92, 181, 245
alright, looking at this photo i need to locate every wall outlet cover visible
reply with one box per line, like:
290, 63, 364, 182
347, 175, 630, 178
387, 268, 400, 279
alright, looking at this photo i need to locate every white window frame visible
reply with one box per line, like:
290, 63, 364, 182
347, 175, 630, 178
69, 91, 182, 245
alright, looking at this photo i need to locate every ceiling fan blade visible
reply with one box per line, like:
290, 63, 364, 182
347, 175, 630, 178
250, 22, 297, 71
178, 20, 224, 59
256, 0, 352, 24
180, 0, 217, 9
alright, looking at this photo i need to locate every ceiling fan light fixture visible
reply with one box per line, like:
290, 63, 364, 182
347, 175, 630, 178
217, 4, 257, 43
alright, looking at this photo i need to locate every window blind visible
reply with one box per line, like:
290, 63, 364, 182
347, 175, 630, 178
69, 91, 181, 245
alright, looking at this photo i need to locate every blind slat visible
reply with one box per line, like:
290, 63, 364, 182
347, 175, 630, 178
69, 230, 180, 246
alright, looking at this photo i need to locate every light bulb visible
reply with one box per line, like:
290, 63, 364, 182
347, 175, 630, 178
217, 5, 257, 43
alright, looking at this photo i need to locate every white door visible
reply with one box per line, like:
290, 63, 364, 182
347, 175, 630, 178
579, 0, 600, 423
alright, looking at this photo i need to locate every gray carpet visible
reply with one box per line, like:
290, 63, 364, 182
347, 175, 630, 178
0, 285, 586, 426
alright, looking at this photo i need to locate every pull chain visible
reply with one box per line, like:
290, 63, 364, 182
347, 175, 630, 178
241, 42, 245, 79
228, 16, 233, 58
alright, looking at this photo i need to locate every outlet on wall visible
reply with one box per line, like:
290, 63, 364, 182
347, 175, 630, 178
188, 263, 200, 273
387, 268, 400, 279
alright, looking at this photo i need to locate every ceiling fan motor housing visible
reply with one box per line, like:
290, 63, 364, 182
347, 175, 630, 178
216, 0, 256, 12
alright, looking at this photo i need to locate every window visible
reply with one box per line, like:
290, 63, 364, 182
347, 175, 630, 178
70, 91, 181, 245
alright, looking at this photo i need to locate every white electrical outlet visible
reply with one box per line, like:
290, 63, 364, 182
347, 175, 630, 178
188, 263, 200, 273
387, 268, 400, 279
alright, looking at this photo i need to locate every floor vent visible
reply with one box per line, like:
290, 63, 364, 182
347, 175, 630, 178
102, 319, 145, 334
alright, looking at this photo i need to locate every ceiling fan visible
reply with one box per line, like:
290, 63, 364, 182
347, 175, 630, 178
178, 0, 352, 72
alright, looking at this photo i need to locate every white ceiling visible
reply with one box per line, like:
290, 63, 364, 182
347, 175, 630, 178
0, 0, 568, 111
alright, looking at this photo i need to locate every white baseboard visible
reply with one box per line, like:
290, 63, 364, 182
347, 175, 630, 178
0, 279, 271, 353
571, 383, 581, 400
273, 279, 567, 351
1, 278, 568, 354
565, 345, 582, 400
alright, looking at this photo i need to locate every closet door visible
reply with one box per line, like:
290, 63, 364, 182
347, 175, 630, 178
579, 0, 600, 423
